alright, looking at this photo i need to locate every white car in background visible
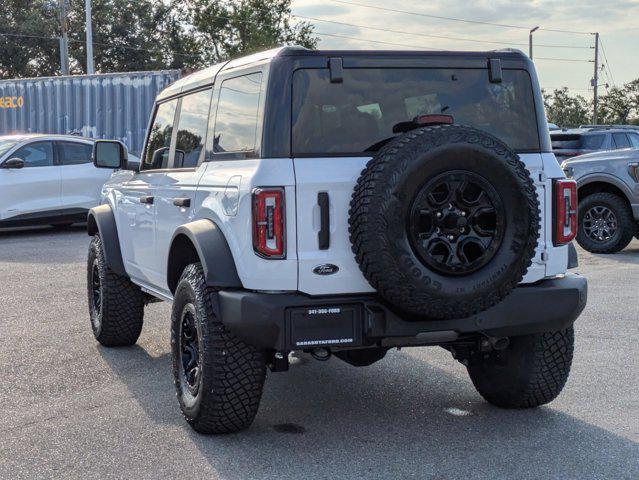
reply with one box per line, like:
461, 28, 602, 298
0, 134, 137, 228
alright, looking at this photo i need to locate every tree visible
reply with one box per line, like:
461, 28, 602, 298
66, 0, 201, 74
0, 1, 60, 79
599, 87, 632, 124
543, 87, 591, 128
181, 0, 317, 64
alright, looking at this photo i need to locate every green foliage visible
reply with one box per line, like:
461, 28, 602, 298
181, 0, 317, 63
543, 87, 591, 128
0, 0, 316, 78
0, 0, 60, 79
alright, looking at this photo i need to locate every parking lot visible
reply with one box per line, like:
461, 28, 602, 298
0, 226, 637, 480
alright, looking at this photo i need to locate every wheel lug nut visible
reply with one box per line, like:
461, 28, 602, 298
436, 212, 442, 218
448, 235, 454, 241
461, 211, 466, 216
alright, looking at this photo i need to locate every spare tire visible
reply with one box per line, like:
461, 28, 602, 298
349, 125, 539, 320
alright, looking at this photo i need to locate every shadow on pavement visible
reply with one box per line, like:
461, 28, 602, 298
99, 344, 639, 480
0, 224, 88, 264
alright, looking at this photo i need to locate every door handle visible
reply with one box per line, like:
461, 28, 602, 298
139, 195, 154, 205
172, 197, 191, 208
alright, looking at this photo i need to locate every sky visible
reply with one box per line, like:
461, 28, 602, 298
290, 0, 639, 98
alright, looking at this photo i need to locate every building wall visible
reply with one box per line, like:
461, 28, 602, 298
0, 70, 180, 156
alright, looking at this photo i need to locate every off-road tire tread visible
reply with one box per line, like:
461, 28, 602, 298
468, 327, 574, 408
87, 236, 144, 347
576, 192, 634, 254
349, 124, 540, 319
171, 263, 266, 434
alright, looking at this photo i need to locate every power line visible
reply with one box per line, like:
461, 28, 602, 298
0, 31, 200, 59
315, 31, 435, 49
535, 57, 593, 63
327, 0, 594, 35
599, 37, 616, 87
296, 14, 592, 49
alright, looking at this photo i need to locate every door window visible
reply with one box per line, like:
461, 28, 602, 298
173, 89, 212, 168
628, 133, 639, 148
12, 142, 54, 167
57, 142, 93, 165
213, 73, 262, 154
143, 99, 178, 170
612, 133, 631, 149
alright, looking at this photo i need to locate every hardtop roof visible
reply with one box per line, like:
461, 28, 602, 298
155, 46, 531, 101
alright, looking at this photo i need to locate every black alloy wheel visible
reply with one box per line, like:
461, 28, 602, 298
408, 171, 505, 276
90, 259, 102, 329
178, 303, 201, 397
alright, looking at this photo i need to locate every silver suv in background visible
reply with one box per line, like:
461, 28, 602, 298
552, 126, 639, 162
563, 146, 639, 253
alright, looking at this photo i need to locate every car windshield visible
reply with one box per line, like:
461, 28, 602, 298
0, 139, 18, 158
292, 67, 540, 155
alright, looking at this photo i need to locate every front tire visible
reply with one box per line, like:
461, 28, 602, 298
577, 192, 634, 253
171, 263, 266, 434
467, 327, 574, 408
87, 236, 145, 346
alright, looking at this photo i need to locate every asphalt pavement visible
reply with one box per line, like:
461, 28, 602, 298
0, 225, 637, 479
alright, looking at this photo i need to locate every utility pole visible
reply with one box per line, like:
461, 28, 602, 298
592, 32, 600, 125
58, 0, 69, 75
529, 26, 540, 60
86, 0, 95, 74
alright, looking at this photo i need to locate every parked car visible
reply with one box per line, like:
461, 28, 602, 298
0, 134, 138, 228
562, 146, 639, 253
551, 126, 639, 162
86, 47, 586, 434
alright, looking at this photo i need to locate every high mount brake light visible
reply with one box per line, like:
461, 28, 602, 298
553, 179, 577, 245
252, 187, 286, 259
414, 114, 454, 125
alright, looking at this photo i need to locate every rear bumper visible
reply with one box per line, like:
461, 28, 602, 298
217, 273, 587, 351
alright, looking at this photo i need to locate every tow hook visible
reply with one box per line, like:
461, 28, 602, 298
481, 336, 510, 351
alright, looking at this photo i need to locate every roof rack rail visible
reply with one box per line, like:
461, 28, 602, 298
579, 124, 639, 131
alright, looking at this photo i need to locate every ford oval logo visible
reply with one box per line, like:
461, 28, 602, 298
313, 264, 339, 275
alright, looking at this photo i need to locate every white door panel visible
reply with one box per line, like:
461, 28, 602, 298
60, 163, 114, 210
153, 167, 207, 293
294, 154, 549, 296
0, 166, 62, 221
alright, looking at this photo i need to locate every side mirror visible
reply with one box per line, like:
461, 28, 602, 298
93, 140, 128, 169
1, 158, 25, 169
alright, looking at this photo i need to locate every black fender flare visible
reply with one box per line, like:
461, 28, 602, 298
168, 219, 242, 292
87, 204, 126, 276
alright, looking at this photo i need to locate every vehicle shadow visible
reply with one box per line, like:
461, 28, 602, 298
99, 344, 639, 480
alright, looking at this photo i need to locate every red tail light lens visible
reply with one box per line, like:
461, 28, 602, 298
252, 187, 286, 258
554, 179, 577, 245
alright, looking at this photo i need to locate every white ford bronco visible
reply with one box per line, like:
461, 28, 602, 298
87, 47, 587, 434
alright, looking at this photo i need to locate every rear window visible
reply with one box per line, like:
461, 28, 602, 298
551, 133, 605, 150
292, 68, 540, 155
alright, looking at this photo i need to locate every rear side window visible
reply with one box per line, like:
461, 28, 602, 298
143, 99, 178, 170
174, 89, 212, 168
214, 73, 262, 154
629, 133, 639, 148
58, 142, 93, 165
581, 134, 605, 150
551, 134, 583, 150
13, 141, 54, 167
292, 68, 540, 155
613, 133, 631, 149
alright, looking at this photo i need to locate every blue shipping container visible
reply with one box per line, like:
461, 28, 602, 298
0, 70, 180, 157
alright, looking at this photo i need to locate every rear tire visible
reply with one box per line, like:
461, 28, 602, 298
577, 192, 633, 253
87, 236, 145, 346
171, 263, 266, 434
467, 326, 574, 408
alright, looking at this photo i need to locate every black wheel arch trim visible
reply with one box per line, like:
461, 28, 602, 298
87, 204, 126, 276
168, 219, 242, 293
577, 173, 634, 203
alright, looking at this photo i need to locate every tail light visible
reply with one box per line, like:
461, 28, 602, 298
252, 187, 286, 258
553, 179, 577, 245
